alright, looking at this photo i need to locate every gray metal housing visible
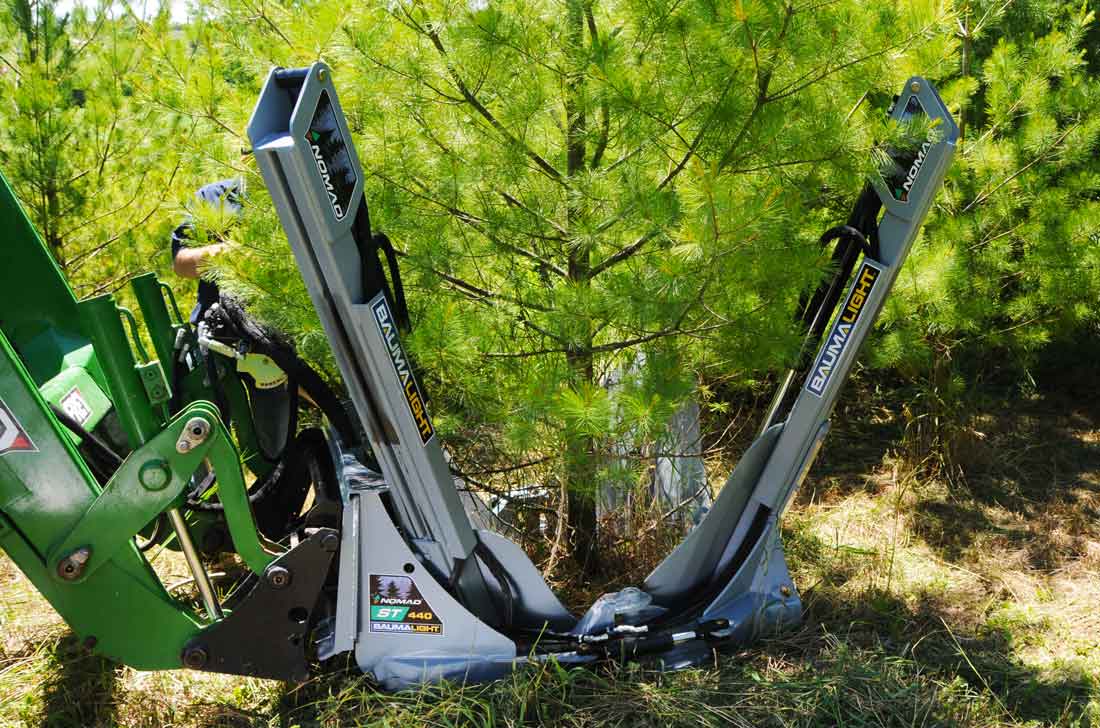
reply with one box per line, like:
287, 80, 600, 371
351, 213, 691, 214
247, 66, 957, 687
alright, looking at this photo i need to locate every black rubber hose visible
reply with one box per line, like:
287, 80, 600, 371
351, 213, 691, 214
49, 403, 123, 478
136, 513, 166, 552
474, 538, 516, 629
186, 428, 331, 542
48, 403, 166, 551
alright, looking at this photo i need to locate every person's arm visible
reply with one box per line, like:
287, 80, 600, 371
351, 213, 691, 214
173, 242, 229, 279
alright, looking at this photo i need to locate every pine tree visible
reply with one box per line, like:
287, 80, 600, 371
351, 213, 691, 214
142, 0, 958, 574
0, 1, 189, 295
1, 0, 80, 265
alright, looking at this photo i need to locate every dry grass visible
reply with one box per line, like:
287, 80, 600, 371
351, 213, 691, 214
3, 378, 1100, 726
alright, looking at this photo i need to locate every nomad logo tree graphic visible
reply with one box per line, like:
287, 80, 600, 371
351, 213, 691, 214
305, 89, 356, 220
379, 576, 411, 600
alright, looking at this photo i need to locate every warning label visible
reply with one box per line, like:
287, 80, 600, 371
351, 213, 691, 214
368, 574, 443, 636
61, 387, 92, 426
0, 398, 36, 456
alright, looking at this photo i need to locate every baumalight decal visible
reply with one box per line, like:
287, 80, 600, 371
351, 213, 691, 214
806, 261, 882, 397
368, 574, 444, 635
372, 295, 435, 444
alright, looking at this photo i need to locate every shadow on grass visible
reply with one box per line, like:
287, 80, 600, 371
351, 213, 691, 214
911, 382, 1100, 569
39, 633, 119, 728
802, 584, 1096, 726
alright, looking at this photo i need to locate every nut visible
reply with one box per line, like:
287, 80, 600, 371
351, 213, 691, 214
188, 418, 210, 439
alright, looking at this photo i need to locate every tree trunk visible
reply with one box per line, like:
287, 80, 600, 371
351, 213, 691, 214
565, 348, 599, 573
46, 181, 64, 270
563, 0, 600, 574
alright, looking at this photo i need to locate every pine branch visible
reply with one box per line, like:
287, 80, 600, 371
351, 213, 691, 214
237, 0, 297, 49
60, 170, 146, 238
394, 249, 553, 312
587, 230, 660, 278
722, 151, 842, 174
499, 191, 569, 238
585, 86, 729, 238
962, 124, 1078, 213
68, 160, 181, 273
470, 18, 567, 77
662, 76, 740, 187
712, 4, 797, 171
0, 51, 22, 78
374, 172, 569, 277
485, 295, 763, 359
409, 8, 566, 184
765, 17, 939, 105
452, 455, 555, 476
360, 51, 465, 103
586, 2, 610, 169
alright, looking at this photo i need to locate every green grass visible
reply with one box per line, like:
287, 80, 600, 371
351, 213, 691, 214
3, 380, 1100, 726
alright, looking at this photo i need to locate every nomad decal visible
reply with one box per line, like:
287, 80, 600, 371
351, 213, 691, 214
305, 89, 357, 220
0, 399, 37, 455
806, 262, 882, 397
60, 387, 92, 426
895, 140, 933, 202
881, 95, 932, 203
368, 574, 444, 636
372, 297, 435, 444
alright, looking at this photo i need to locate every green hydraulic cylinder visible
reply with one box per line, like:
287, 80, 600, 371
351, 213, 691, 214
131, 273, 181, 380
77, 294, 159, 449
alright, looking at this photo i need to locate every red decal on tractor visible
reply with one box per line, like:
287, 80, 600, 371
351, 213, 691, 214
0, 399, 37, 455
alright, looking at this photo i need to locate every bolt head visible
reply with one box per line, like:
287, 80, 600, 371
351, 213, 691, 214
318, 67, 328, 83
266, 565, 291, 589
780, 584, 792, 598
320, 532, 340, 553
910, 81, 921, 93
57, 547, 91, 581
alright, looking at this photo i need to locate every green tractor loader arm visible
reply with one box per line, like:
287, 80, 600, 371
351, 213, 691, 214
0, 169, 337, 679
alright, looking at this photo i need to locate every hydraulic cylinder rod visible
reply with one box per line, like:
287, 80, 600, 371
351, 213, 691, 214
167, 508, 223, 620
